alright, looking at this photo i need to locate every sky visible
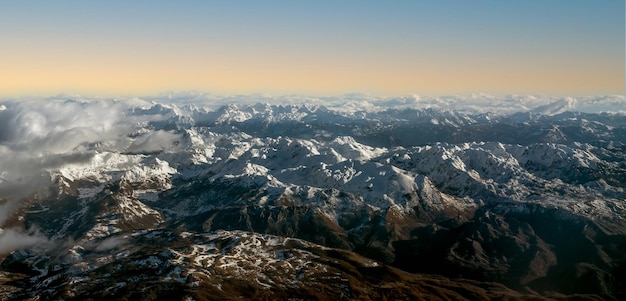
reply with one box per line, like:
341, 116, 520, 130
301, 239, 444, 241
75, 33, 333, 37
0, 0, 624, 97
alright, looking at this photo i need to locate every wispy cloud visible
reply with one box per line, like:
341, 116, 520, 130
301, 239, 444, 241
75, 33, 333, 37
0, 227, 50, 256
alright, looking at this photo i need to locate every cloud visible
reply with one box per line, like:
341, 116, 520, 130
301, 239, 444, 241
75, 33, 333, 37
93, 236, 127, 252
0, 227, 50, 256
0, 174, 49, 226
125, 130, 182, 154
531, 98, 577, 116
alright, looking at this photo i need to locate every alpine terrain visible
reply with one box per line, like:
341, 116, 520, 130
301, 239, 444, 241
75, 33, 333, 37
1, 94, 625, 300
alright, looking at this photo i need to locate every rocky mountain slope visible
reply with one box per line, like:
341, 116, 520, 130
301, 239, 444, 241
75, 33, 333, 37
2, 229, 557, 300
1, 95, 625, 299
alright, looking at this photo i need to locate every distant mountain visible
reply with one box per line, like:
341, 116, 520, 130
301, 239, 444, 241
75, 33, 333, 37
1, 96, 625, 299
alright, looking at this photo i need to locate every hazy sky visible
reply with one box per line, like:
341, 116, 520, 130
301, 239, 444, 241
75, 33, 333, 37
1, 1, 624, 97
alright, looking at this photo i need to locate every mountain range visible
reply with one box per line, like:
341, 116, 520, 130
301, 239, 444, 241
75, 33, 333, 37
0, 94, 625, 300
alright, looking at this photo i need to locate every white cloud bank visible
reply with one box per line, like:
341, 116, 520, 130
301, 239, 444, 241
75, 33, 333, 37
144, 92, 626, 114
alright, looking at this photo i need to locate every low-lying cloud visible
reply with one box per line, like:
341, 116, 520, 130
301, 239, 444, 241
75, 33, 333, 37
125, 130, 182, 154
0, 227, 50, 256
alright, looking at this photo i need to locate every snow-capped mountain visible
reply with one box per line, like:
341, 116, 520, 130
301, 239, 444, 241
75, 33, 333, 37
1, 95, 625, 299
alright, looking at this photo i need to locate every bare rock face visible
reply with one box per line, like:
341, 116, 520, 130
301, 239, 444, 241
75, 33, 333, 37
2, 98, 626, 299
